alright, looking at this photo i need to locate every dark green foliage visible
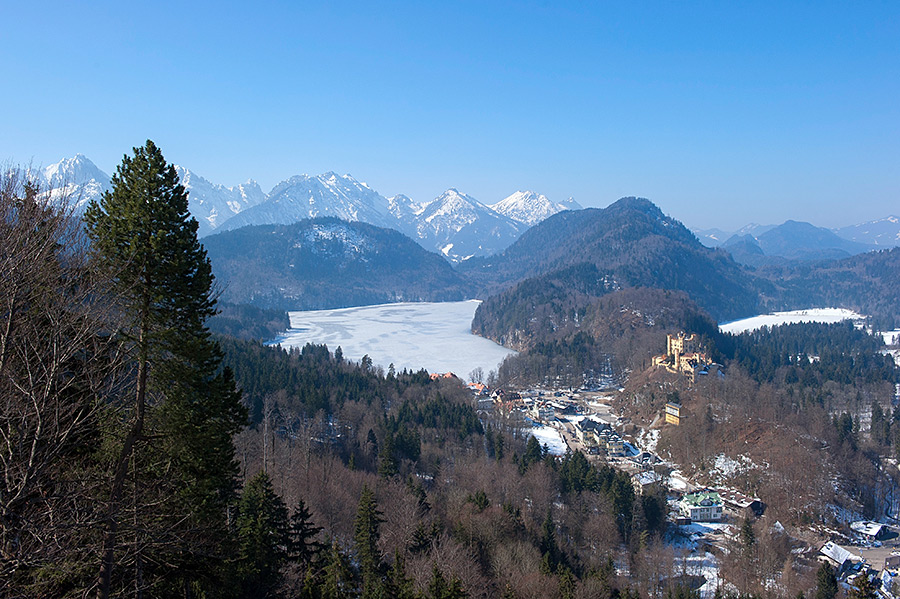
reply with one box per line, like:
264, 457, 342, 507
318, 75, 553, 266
219, 336, 431, 424
665, 585, 701, 599
739, 517, 755, 552
539, 509, 561, 572
848, 572, 878, 599
427, 565, 467, 599
378, 432, 399, 479
395, 395, 484, 439
520, 435, 545, 473
557, 565, 576, 599
641, 489, 668, 537
235, 471, 289, 597
321, 541, 355, 599
288, 499, 324, 566
871, 402, 892, 446
208, 301, 290, 341
720, 321, 897, 387
384, 552, 417, 599
354, 485, 384, 597
85, 140, 248, 596
834, 412, 857, 448
814, 562, 838, 599
467, 490, 490, 512
556, 452, 635, 536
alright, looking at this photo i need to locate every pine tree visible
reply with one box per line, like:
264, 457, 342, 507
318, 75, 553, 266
814, 562, 838, 599
86, 140, 247, 597
354, 484, 385, 597
288, 498, 324, 567
848, 572, 877, 599
384, 552, 417, 599
321, 541, 355, 599
235, 471, 290, 597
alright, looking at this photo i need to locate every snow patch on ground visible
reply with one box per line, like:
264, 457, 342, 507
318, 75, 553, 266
720, 308, 864, 334
529, 425, 568, 455
636, 429, 660, 453
882, 330, 900, 347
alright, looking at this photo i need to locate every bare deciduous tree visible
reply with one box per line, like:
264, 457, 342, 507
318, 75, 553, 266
0, 168, 123, 596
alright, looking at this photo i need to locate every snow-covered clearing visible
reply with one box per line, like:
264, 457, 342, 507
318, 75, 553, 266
719, 308, 864, 334
882, 330, 900, 347
270, 301, 516, 382
529, 424, 568, 455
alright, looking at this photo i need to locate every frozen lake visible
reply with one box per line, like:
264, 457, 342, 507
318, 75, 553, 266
270, 300, 516, 382
719, 308, 864, 334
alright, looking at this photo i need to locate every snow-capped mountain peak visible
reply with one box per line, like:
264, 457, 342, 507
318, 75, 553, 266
218, 172, 393, 234
490, 190, 582, 226
40, 154, 111, 211
174, 166, 266, 237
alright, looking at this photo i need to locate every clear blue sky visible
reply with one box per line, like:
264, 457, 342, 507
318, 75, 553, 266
2, 1, 897, 230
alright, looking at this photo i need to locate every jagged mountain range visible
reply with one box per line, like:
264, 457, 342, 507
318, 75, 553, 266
39, 155, 581, 260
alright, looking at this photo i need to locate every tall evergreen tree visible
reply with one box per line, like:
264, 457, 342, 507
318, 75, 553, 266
354, 484, 385, 598
235, 471, 290, 597
814, 562, 838, 599
288, 498, 324, 567
85, 140, 247, 597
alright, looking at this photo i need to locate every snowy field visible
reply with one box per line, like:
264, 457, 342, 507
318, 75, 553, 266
719, 308, 864, 334
270, 301, 516, 382
528, 425, 568, 455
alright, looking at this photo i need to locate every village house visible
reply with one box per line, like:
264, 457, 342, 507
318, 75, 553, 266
574, 418, 609, 445
632, 470, 666, 495
819, 541, 863, 577
531, 402, 556, 422
851, 520, 890, 542
680, 491, 723, 522
717, 488, 765, 518
598, 429, 625, 457
665, 401, 682, 426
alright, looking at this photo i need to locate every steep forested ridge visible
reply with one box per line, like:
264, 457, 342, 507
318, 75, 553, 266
204, 217, 474, 310
755, 247, 900, 327
461, 197, 763, 322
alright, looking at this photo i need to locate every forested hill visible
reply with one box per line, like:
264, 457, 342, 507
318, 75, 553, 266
461, 197, 763, 322
203, 217, 475, 310
756, 246, 900, 327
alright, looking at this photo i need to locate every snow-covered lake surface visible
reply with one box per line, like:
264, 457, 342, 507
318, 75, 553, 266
270, 301, 516, 382
719, 308, 864, 334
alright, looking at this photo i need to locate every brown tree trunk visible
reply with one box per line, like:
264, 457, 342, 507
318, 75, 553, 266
98, 301, 149, 599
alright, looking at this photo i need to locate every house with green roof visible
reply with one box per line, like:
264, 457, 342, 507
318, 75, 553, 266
680, 491, 723, 522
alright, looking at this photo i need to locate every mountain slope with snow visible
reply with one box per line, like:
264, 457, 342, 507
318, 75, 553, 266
175, 166, 266, 237
489, 191, 581, 226
835, 216, 900, 247
41, 154, 111, 211
415, 189, 523, 260
217, 172, 394, 233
